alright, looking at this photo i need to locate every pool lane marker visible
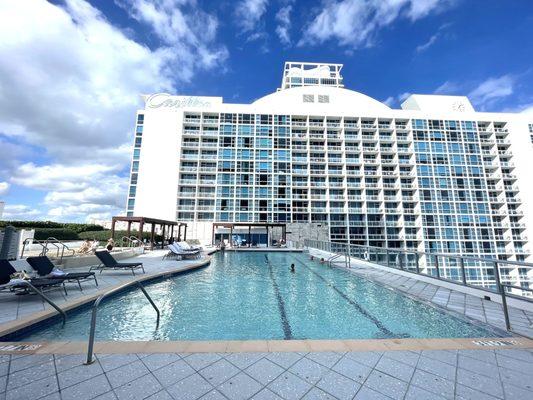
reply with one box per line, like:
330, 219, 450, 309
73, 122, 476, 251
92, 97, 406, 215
289, 255, 396, 338
265, 254, 293, 340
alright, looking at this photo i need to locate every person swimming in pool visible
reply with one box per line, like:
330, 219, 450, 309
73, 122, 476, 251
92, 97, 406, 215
290, 263, 295, 273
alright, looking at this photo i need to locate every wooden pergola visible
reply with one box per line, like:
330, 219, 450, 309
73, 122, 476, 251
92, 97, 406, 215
110, 216, 187, 250
212, 223, 286, 247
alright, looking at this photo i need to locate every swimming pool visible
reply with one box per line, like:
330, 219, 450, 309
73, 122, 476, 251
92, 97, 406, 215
11, 251, 504, 341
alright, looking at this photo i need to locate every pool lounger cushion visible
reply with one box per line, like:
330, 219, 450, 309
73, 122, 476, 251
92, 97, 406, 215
93, 251, 145, 275
0, 259, 68, 295
163, 243, 201, 260
26, 256, 98, 290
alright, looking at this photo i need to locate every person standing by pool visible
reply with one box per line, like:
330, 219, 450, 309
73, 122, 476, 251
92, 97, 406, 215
290, 263, 295, 273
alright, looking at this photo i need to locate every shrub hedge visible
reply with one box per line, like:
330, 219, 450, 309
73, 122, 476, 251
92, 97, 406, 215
0, 220, 105, 233
34, 228, 80, 241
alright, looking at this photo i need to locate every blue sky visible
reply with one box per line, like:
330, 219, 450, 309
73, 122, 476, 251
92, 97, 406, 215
0, 0, 532, 222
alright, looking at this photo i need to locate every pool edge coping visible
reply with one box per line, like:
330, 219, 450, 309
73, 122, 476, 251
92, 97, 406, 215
0, 254, 214, 339
1, 337, 532, 355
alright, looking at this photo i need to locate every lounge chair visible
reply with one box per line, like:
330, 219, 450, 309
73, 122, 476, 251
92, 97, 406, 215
163, 243, 201, 260
178, 241, 202, 251
26, 256, 98, 291
0, 259, 68, 296
92, 251, 145, 275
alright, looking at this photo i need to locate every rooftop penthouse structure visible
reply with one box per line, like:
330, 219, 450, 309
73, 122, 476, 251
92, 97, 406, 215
127, 62, 533, 290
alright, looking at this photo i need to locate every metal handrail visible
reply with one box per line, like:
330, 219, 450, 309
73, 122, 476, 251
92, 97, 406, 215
20, 281, 67, 325
21, 238, 49, 258
305, 239, 533, 302
45, 237, 75, 262
85, 281, 160, 365
500, 284, 533, 334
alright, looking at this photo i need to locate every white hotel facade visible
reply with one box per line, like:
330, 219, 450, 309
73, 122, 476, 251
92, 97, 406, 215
128, 62, 533, 287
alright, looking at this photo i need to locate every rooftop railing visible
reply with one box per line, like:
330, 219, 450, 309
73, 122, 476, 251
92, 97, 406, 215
305, 239, 533, 336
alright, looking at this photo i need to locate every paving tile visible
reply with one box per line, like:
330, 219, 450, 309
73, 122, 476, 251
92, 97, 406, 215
144, 390, 173, 400
152, 360, 196, 387
404, 385, 447, 400
198, 389, 226, 400
416, 356, 456, 381
288, 357, 329, 385
457, 355, 499, 379
97, 354, 138, 373
106, 360, 150, 389
8, 354, 54, 373
458, 350, 496, 365
456, 368, 504, 398
113, 373, 163, 400
316, 370, 361, 400
184, 354, 222, 371
140, 353, 182, 371
498, 366, 533, 392
224, 352, 265, 370
344, 351, 382, 368
363, 369, 408, 400
301, 387, 336, 399
5, 360, 55, 391
166, 373, 213, 400
411, 369, 454, 399
0, 362, 9, 378
455, 384, 501, 400
496, 354, 533, 376
199, 359, 240, 387
353, 386, 392, 400
218, 372, 263, 400
92, 392, 118, 400
331, 355, 372, 383
496, 349, 533, 363
250, 388, 284, 400
265, 352, 303, 369
245, 358, 284, 386
380, 351, 420, 367
502, 382, 533, 400
305, 352, 344, 369
58, 362, 105, 389
374, 356, 415, 383
267, 371, 312, 400
55, 354, 87, 373
420, 350, 457, 366
60, 374, 110, 400
5, 373, 58, 400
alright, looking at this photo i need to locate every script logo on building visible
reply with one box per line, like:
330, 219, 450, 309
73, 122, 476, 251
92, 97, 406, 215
145, 93, 212, 109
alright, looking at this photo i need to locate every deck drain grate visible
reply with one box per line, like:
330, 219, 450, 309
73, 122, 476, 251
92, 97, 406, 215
473, 340, 517, 347
0, 344, 42, 352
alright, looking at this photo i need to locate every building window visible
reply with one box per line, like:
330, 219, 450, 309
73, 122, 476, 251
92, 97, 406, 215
318, 95, 330, 103
303, 94, 314, 103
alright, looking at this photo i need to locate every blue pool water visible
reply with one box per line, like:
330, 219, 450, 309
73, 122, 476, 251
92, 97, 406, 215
13, 252, 503, 341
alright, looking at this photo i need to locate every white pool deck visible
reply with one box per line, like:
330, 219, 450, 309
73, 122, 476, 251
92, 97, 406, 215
1, 249, 533, 399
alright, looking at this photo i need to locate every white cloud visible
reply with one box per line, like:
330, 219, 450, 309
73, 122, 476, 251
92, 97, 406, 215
235, 0, 269, 33
434, 80, 461, 94
415, 22, 452, 53
116, 0, 228, 78
383, 96, 395, 107
383, 92, 411, 108
275, 4, 293, 45
468, 75, 514, 109
1, 204, 43, 220
0, 0, 227, 222
416, 33, 438, 53
0, 182, 9, 196
520, 105, 533, 116
300, 0, 455, 48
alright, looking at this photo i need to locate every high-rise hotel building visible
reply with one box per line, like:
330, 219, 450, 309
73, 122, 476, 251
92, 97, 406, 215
128, 62, 533, 286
